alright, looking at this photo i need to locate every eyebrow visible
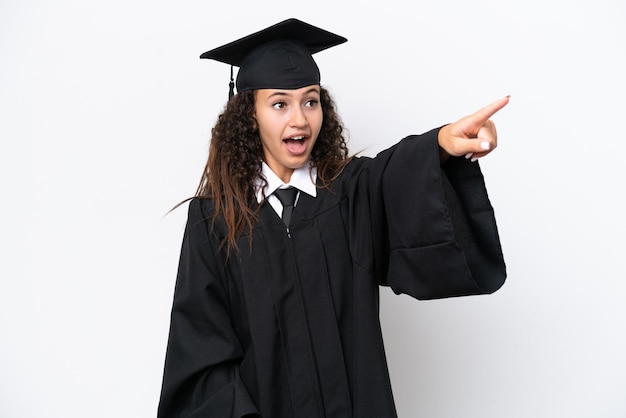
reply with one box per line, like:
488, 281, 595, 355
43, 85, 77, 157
265, 87, 320, 99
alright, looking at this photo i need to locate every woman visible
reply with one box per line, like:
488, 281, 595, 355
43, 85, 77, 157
158, 18, 508, 418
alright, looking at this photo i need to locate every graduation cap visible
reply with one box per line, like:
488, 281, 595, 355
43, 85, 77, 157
200, 18, 347, 99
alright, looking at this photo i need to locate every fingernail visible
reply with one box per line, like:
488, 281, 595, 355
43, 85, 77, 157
480, 141, 490, 151
465, 153, 473, 159
471, 156, 479, 163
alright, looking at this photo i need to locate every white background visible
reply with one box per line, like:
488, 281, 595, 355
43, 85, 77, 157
1, 1, 625, 417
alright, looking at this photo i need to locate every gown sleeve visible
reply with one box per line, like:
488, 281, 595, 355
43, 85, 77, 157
357, 127, 507, 299
157, 199, 259, 418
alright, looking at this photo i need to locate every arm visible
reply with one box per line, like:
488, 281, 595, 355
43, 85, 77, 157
356, 96, 509, 299
379, 128, 506, 299
157, 199, 259, 418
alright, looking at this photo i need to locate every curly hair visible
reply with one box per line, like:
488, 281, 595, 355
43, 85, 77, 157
194, 86, 351, 253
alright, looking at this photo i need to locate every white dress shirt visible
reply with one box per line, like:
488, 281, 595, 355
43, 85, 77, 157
254, 161, 318, 216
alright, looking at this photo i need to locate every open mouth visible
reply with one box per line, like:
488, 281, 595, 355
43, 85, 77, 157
283, 135, 308, 154
284, 135, 305, 143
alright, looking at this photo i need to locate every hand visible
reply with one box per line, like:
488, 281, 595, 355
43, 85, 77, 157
438, 96, 509, 162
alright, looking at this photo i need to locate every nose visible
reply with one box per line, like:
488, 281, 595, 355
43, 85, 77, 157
289, 106, 308, 128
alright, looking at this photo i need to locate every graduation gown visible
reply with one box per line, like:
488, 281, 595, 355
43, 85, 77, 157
157, 128, 506, 418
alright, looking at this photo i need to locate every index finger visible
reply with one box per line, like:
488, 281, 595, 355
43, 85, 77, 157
472, 95, 510, 122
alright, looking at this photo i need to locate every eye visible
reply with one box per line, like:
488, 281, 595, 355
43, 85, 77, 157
304, 99, 319, 108
272, 101, 286, 109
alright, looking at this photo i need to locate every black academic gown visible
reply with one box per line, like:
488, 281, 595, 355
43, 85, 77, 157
157, 128, 506, 418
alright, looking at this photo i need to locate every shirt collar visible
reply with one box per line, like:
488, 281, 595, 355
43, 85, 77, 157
255, 161, 318, 204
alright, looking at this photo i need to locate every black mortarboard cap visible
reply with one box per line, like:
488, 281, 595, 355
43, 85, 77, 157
200, 18, 347, 98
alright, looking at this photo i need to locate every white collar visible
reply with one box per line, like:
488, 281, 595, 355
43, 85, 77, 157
255, 162, 318, 204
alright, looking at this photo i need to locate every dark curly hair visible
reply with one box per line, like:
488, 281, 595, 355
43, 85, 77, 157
195, 86, 351, 252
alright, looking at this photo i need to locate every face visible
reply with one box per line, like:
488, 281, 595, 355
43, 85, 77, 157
254, 85, 323, 183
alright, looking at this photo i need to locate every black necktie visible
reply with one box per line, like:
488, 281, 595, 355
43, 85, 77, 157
274, 187, 298, 227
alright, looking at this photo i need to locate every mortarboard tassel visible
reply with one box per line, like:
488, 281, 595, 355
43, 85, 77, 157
228, 65, 235, 100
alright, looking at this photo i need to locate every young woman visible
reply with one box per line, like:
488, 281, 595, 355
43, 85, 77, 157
158, 18, 508, 418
